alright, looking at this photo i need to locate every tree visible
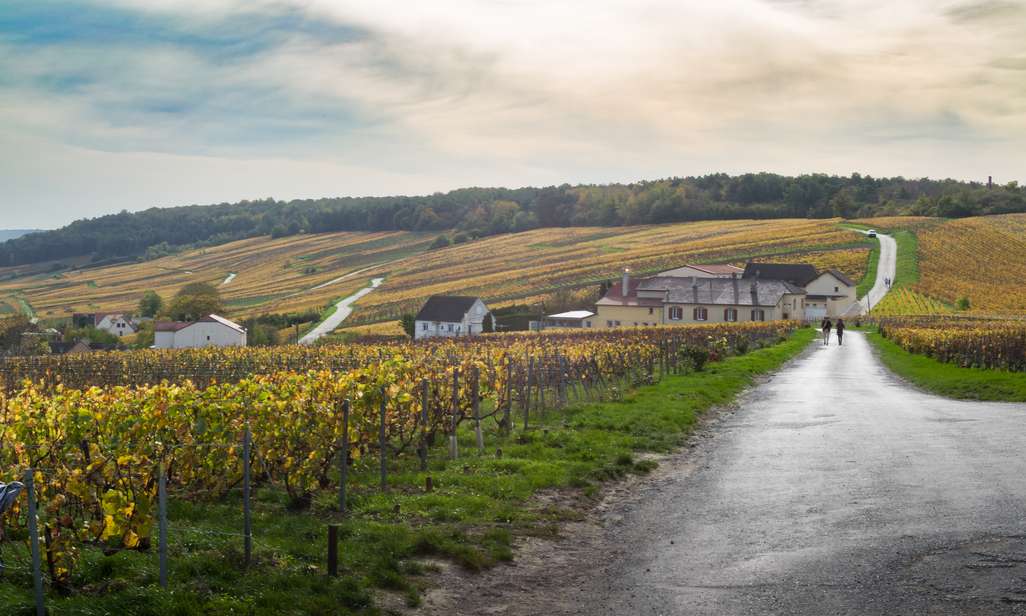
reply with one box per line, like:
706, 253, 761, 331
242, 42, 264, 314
482, 312, 494, 333
400, 314, 416, 338
429, 235, 450, 250
138, 290, 163, 318
165, 282, 224, 321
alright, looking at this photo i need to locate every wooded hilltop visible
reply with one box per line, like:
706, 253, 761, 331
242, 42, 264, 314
4, 172, 1024, 266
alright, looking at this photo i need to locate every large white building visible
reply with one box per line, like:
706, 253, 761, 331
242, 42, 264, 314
414, 296, 491, 340
154, 314, 247, 349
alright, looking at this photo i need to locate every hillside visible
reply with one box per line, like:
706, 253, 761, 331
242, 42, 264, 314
0, 229, 40, 242
860, 214, 1026, 316
3, 173, 1025, 267
0, 218, 873, 324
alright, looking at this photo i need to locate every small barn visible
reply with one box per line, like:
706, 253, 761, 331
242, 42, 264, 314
542, 310, 596, 329
414, 296, 491, 340
154, 314, 247, 349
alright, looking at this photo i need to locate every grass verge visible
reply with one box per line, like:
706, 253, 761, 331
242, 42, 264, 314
891, 229, 919, 287
867, 330, 1026, 402
856, 238, 880, 299
0, 328, 816, 615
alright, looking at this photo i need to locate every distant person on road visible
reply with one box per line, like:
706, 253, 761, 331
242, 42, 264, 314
821, 318, 832, 345
836, 318, 845, 346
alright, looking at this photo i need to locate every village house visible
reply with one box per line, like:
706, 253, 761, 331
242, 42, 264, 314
95, 313, 137, 338
73, 312, 138, 337
414, 296, 491, 340
154, 314, 247, 349
595, 268, 806, 328
741, 263, 857, 319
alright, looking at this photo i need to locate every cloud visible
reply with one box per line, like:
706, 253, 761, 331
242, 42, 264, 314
1, 0, 1026, 227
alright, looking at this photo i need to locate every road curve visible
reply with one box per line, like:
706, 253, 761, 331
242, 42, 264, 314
859, 231, 896, 314
298, 277, 384, 345
432, 331, 1026, 615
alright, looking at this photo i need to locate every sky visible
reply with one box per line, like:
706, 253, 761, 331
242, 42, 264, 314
2, 0, 1025, 229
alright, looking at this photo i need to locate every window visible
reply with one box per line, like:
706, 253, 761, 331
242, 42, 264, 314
751, 309, 765, 321
422, 322, 428, 330
206, 335, 211, 341
585, 321, 592, 328
614, 320, 621, 326
669, 306, 683, 321
693, 307, 708, 321
607, 320, 613, 327
447, 324, 453, 332
648, 307, 654, 315
834, 286, 839, 293
723, 308, 738, 322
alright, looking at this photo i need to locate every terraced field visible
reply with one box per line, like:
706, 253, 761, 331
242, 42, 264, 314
0, 231, 433, 319
0, 218, 882, 327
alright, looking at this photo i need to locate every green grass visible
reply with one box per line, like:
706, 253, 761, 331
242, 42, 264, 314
856, 238, 880, 300
891, 229, 920, 287
0, 328, 815, 615
867, 330, 1026, 402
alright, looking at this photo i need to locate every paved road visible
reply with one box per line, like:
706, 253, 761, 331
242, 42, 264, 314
299, 277, 384, 344
432, 331, 1026, 615
857, 231, 896, 315
564, 331, 1026, 615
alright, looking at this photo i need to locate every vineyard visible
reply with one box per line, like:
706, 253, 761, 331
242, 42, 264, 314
869, 288, 951, 317
0, 219, 872, 330
343, 218, 871, 326
0, 322, 795, 607
878, 316, 1026, 371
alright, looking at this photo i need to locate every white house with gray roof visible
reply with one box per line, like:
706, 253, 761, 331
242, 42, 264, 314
414, 296, 491, 340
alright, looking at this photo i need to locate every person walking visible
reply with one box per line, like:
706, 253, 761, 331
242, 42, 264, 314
821, 317, 832, 345
836, 318, 845, 346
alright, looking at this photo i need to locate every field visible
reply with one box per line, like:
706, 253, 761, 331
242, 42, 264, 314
0, 231, 433, 320
878, 316, 1026, 372
0, 219, 873, 330
0, 322, 798, 613
851, 213, 1026, 317
342, 219, 872, 326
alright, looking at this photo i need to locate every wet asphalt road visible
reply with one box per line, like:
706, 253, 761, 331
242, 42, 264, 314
570, 330, 1026, 615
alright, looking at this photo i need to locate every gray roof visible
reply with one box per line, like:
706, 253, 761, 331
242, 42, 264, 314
638, 277, 805, 307
415, 296, 482, 322
742, 263, 819, 287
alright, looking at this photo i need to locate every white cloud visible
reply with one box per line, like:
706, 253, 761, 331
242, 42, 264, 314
2, 0, 1026, 227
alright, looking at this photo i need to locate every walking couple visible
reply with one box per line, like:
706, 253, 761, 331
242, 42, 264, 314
821, 317, 845, 346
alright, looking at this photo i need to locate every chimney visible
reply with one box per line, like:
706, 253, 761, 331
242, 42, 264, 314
622, 268, 631, 295
988, 175, 993, 189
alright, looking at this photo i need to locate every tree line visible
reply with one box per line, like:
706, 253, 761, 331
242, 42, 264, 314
4, 172, 1024, 266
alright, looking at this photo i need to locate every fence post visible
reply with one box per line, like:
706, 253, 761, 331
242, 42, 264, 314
158, 460, 168, 589
379, 387, 388, 490
339, 399, 350, 515
524, 358, 533, 431
449, 368, 460, 460
243, 424, 252, 568
327, 524, 339, 577
472, 366, 484, 454
419, 379, 429, 471
25, 469, 44, 616
503, 359, 513, 436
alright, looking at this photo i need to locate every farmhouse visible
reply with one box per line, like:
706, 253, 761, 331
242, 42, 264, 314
596, 269, 806, 328
154, 314, 247, 349
741, 263, 857, 319
414, 296, 491, 340
73, 312, 138, 337
95, 313, 137, 337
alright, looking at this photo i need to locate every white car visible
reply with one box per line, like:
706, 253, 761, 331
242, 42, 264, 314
867, 229, 877, 238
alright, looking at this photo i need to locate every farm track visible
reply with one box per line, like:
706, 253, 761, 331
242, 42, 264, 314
420, 331, 1026, 615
